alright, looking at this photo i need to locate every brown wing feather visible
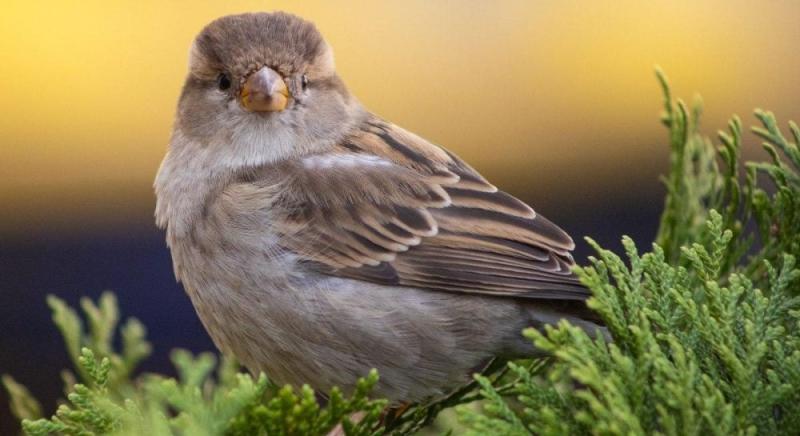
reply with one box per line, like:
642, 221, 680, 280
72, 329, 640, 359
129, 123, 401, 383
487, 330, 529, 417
261, 116, 587, 300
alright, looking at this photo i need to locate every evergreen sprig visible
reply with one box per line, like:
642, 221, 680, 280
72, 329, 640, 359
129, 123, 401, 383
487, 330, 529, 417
456, 70, 800, 435
4, 293, 386, 435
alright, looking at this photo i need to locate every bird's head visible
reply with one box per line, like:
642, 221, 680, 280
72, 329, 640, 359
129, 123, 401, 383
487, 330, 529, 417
172, 12, 360, 166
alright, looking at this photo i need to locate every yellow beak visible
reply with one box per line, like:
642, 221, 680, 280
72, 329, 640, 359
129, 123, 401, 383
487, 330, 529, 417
240, 67, 289, 112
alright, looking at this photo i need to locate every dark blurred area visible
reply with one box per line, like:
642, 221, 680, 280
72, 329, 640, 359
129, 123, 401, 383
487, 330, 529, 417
2, 1, 799, 433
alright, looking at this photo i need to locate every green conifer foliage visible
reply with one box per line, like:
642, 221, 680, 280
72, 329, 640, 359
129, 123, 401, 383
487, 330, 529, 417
456, 70, 800, 435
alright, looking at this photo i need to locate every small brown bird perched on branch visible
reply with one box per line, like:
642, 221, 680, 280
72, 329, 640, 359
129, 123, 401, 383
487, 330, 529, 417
155, 11, 601, 403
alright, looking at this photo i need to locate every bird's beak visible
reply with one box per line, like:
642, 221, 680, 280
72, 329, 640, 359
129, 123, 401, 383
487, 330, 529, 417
240, 67, 289, 112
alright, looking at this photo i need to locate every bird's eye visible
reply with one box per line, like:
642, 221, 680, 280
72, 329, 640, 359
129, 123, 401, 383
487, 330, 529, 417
217, 73, 231, 91
301, 74, 309, 90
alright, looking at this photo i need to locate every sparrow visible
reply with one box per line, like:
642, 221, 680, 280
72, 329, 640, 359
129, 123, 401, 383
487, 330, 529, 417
155, 11, 600, 403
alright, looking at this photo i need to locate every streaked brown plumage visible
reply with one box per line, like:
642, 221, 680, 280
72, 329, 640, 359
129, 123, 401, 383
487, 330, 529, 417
261, 116, 587, 299
155, 11, 600, 403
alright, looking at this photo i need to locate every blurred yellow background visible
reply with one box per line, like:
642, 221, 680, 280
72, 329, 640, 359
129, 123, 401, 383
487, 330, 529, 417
1, 4, 799, 433
1, 0, 799, 235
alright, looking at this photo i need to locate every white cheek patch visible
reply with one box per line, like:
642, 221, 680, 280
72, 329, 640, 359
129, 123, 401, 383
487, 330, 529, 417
301, 154, 393, 170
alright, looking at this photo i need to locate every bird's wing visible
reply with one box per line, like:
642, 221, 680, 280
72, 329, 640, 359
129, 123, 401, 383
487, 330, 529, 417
240, 117, 588, 300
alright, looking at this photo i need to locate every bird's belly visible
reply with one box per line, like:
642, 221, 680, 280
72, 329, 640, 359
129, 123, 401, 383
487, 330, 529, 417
175, 240, 533, 402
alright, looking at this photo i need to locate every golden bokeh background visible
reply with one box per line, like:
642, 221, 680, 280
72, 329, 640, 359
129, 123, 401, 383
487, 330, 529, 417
1, 0, 799, 235
2, 3, 799, 432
